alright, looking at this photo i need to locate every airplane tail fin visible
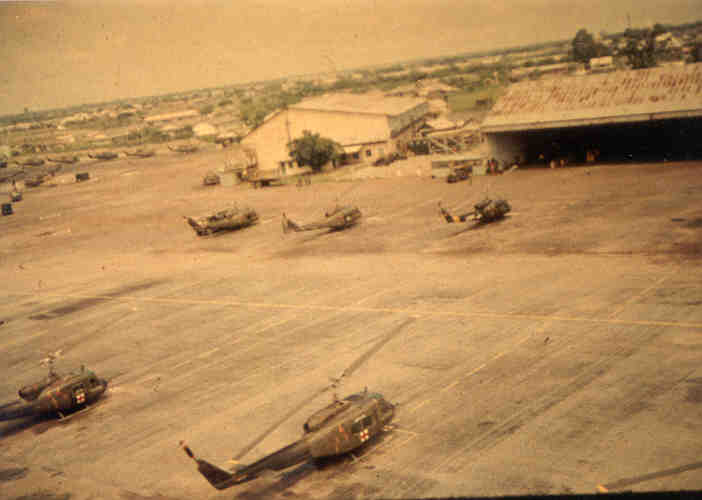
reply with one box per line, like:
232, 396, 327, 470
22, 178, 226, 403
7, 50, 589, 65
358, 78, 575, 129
181, 441, 241, 490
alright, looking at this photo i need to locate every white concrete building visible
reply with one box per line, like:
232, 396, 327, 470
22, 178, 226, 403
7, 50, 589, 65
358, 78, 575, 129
240, 93, 428, 176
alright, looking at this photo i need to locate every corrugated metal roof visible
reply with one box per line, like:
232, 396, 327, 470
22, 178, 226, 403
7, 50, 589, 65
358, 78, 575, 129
483, 63, 702, 132
291, 93, 426, 117
343, 145, 362, 154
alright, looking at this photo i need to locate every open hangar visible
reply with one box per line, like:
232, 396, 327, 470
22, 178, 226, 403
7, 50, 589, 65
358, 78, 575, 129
482, 63, 702, 166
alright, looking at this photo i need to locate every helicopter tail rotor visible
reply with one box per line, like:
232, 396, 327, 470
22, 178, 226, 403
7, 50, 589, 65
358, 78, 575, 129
181, 441, 238, 490
438, 202, 459, 223
40, 349, 63, 377
282, 213, 301, 233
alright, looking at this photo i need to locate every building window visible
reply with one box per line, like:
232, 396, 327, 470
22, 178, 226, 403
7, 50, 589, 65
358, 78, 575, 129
366, 149, 372, 157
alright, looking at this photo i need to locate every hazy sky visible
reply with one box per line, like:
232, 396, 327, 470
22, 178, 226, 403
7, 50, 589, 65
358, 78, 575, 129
1, 0, 700, 115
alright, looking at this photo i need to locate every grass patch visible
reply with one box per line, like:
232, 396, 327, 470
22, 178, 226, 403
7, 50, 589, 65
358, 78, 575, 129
447, 85, 506, 113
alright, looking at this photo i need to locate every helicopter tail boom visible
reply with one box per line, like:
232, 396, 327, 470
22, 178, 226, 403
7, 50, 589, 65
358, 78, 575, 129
181, 439, 311, 490
439, 202, 473, 223
0, 402, 37, 421
282, 213, 302, 233
182, 442, 241, 489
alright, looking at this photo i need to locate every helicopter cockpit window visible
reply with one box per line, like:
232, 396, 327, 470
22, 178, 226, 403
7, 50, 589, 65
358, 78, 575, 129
351, 418, 363, 433
352, 415, 374, 433
379, 399, 393, 413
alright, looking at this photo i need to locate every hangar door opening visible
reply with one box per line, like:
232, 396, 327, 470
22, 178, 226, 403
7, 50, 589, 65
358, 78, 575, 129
515, 117, 702, 166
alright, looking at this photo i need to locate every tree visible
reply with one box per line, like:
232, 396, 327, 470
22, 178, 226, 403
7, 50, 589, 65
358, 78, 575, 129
572, 29, 597, 63
652, 23, 666, 37
288, 130, 342, 172
622, 29, 657, 69
572, 28, 611, 65
690, 42, 702, 63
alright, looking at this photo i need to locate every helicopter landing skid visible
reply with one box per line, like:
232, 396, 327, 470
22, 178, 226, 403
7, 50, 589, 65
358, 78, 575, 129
56, 399, 105, 423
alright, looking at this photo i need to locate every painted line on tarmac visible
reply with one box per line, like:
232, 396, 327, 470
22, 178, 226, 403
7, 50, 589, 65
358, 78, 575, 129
375, 197, 442, 221
6, 291, 702, 330
168, 282, 392, 385
359, 426, 419, 462
352, 284, 407, 306
607, 272, 675, 319
411, 334, 531, 414
410, 399, 429, 413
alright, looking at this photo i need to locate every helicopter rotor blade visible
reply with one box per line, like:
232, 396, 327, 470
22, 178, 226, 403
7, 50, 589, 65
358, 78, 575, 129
233, 317, 414, 461
40, 349, 63, 366
340, 317, 414, 381
233, 386, 328, 461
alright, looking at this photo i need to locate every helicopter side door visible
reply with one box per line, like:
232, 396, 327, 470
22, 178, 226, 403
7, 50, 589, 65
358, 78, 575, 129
72, 383, 87, 406
351, 413, 375, 444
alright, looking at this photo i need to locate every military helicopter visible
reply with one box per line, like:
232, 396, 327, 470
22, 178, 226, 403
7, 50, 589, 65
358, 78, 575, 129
46, 155, 80, 164
182, 390, 394, 490
124, 148, 156, 158
439, 198, 511, 225
168, 144, 199, 154
14, 157, 45, 167
0, 351, 108, 421
182, 318, 413, 491
202, 171, 220, 186
9, 189, 22, 202
282, 205, 362, 234
88, 151, 119, 161
184, 205, 259, 236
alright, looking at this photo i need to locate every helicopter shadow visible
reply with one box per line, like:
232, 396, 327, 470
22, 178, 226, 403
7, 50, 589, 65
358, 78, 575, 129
292, 224, 360, 243
0, 413, 49, 440
235, 431, 392, 499
0, 396, 108, 440
444, 215, 511, 238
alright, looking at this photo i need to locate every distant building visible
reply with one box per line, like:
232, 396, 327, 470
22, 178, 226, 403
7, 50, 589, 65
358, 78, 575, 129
193, 122, 217, 137
589, 56, 614, 72
655, 32, 684, 51
511, 62, 571, 79
384, 80, 459, 101
144, 110, 199, 123
240, 93, 429, 175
